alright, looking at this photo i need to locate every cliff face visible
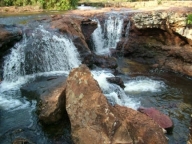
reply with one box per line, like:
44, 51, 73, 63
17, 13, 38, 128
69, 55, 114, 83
120, 7, 192, 77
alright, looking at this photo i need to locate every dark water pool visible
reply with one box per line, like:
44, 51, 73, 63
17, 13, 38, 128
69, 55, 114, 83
118, 58, 192, 144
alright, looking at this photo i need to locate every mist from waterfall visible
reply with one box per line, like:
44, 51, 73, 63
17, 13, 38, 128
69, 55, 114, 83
91, 14, 124, 55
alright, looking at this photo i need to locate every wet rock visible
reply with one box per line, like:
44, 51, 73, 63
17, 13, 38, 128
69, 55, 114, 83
106, 77, 125, 89
138, 107, 174, 133
120, 7, 192, 77
65, 64, 167, 144
12, 137, 32, 144
81, 18, 97, 42
50, 15, 94, 62
188, 114, 192, 144
93, 54, 118, 69
0, 24, 22, 56
21, 76, 67, 124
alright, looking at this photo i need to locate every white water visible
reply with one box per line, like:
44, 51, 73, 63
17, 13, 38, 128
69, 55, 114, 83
0, 25, 81, 111
125, 77, 166, 93
91, 14, 124, 55
92, 70, 140, 110
3, 25, 81, 82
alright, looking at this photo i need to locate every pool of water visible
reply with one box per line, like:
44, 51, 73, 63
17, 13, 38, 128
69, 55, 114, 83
118, 58, 192, 144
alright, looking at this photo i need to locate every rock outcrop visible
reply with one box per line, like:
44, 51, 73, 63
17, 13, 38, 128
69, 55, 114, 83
65, 64, 167, 144
50, 15, 97, 65
118, 7, 192, 77
0, 24, 22, 56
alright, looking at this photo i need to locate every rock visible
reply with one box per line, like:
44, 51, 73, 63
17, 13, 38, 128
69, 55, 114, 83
0, 24, 22, 56
93, 54, 118, 69
138, 107, 173, 133
21, 76, 67, 124
119, 7, 192, 77
12, 138, 33, 144
80, 18, 97, 42
106, 77, 125, 89
188, 114, 192, 144
12, 137, 32, 144
65, 64, 167, 144
50, 15, 95, 62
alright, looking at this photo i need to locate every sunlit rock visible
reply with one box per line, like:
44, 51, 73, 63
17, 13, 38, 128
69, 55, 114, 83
65, 64, 167, 144
121, 7, 192, 77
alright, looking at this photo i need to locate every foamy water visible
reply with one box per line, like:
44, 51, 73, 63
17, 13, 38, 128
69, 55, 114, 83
92, 70, 140, 110
125, 77, 166, 93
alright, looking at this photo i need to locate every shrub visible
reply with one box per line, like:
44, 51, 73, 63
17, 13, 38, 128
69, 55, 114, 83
1, 0, 78, 10
187, 14, 192, 25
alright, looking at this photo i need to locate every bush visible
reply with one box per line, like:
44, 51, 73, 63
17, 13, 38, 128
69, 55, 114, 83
0, 0, 78, 10
187, 14, 192, 25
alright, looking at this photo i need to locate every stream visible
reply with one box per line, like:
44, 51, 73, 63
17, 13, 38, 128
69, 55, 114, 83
0, 11, 192, 144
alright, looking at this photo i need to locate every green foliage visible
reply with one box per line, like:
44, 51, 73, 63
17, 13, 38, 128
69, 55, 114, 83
0, 0, 78, 10
187, 14, 192, 25
157, 0, 162, 5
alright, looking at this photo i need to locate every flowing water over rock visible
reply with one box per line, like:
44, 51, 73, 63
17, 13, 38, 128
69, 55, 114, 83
91, 13, 124, 55
0, 11, 192, 144
0, 21, 80, 143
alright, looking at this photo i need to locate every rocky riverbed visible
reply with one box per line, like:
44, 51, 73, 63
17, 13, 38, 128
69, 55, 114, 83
0, 5, 192, 144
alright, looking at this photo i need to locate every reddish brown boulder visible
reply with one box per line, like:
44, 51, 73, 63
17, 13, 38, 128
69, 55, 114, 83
138, 107, 173, 133
118, 7, 192, 77
65, 64, 167, 144
49, 15, 99, 68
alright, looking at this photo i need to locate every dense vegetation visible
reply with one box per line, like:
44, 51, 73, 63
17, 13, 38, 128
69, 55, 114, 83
0, 0, 78, 10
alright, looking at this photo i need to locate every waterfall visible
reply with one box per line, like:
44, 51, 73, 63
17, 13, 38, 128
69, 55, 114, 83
3, 25, 81, 83
91, 14, 124, 55
92, 70, 140, 110
0, 25, 81, 111
91, 14, 140, 109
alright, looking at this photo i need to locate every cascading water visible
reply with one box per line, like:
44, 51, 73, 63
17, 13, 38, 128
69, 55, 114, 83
92, 70, 140, 110
1, 25, 81, 109
3, 25, 81, 83
91, 14, 124, 55
0, 24, 80, 144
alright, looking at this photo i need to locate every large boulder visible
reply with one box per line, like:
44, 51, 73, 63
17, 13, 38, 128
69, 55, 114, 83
21, 76, 67, 124
65, 64, 167, 144
118, 7, 192, 77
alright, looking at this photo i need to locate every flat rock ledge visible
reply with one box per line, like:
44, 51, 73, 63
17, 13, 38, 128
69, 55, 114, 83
65, 64, 167, 144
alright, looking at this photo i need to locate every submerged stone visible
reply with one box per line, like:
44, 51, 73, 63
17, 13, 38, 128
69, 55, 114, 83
138, 107, 174, 133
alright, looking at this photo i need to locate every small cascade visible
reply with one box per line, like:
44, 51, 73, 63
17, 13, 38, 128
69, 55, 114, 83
92, 70, 140, 110
124, 77, 166, 93
91, 14, 124, 55
3, 25, 81, 83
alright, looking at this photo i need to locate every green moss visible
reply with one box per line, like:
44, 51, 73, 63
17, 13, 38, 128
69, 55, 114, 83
187, 13, 192, 25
